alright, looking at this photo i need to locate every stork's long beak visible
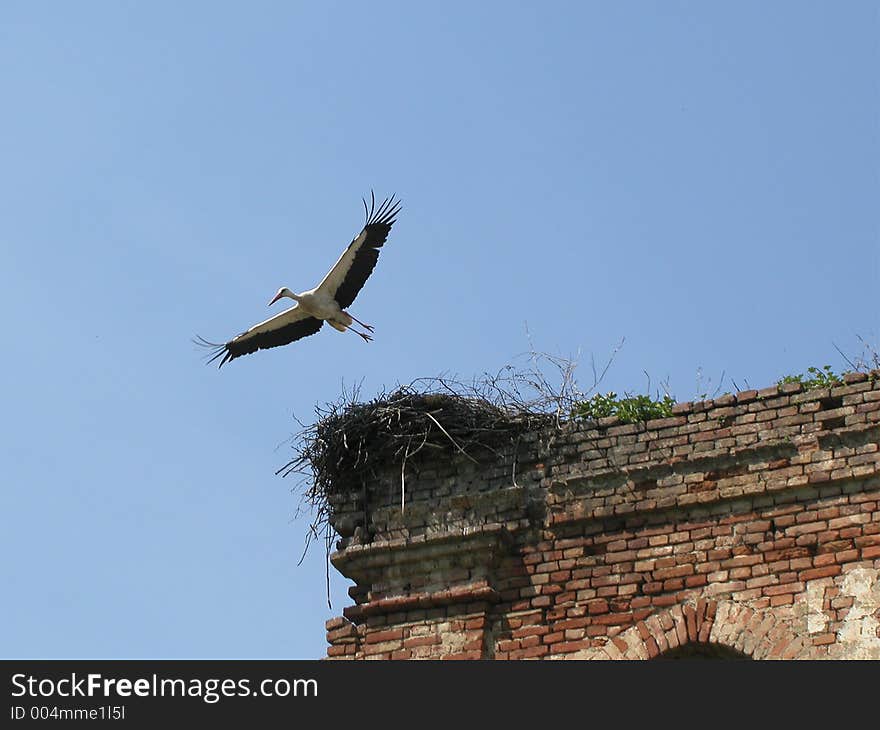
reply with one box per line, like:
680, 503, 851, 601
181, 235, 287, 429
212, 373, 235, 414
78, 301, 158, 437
268, 292, 283, 306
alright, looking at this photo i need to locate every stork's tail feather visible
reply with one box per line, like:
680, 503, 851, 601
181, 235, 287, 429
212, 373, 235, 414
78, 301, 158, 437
192, 335, 231, 368
362, 190, 402, 228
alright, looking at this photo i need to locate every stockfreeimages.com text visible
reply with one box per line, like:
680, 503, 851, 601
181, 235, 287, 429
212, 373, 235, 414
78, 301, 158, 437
11, 673, 317, 704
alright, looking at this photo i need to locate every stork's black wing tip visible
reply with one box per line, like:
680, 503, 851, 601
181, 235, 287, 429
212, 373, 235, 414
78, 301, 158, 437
193, 335, 232, 368
363, 191, 402, 227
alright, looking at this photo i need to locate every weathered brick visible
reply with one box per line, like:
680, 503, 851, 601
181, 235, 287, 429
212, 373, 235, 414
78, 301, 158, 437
550, 640, 593, 654
763, 582, 805, 596
587, 599, 609, 614
364, 628, 405, 645
811, 633, 837, 647
799, 565, 841, 581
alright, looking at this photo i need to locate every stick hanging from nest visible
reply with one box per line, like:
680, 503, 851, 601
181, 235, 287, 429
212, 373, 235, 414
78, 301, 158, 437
400, 436, 411, 514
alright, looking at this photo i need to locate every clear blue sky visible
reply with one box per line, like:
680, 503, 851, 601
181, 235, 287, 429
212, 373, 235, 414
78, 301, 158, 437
2, 2, 877, 659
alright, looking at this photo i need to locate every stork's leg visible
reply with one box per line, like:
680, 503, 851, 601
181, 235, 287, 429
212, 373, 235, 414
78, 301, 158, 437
344, 311, 374, 332
350, 327, 372, 342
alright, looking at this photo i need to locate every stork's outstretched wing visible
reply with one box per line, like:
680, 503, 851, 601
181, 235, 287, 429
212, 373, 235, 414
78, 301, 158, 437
195, 306, 324, 368
316, 192, 401, 310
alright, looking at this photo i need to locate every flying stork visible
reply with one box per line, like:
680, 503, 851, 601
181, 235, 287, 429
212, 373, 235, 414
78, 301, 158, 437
196, 192, 401, 367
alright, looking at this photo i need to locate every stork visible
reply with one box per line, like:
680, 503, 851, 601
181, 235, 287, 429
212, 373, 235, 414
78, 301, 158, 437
196, 192, 401, 367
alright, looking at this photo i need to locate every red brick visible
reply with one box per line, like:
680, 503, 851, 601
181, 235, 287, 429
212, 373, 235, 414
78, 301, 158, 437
835, 549, 860, 563
684, 607, 697, 641
799, 566, 841, 581
653, 564, 695, 580
326, 617, 349, 631
593, 612, 634, 626
552, 640, 593, 654
364, 628, 405, 644
327, 627, 358, 643
829, 514, 870, 530
362, 650, 392, 659
511, 625, 549, 639
785, 522, 827, 536
605, 550, 638, 564
811, 633, 837, 646
674, 616, 688, 645
763, 582, 805, 596
554, 617, 588, 632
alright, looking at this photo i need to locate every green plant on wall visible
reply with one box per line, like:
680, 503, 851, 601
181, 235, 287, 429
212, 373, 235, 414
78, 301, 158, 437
777, 365, 843, 390
571, 392, 676, 424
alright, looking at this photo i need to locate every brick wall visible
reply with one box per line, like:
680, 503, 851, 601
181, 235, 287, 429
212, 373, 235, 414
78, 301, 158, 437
324, 372, 880, 659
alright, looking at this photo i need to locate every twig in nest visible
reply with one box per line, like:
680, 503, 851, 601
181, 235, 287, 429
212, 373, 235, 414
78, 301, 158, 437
424, 411, 480, 465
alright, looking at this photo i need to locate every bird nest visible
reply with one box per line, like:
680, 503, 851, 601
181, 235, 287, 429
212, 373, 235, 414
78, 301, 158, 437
289, 385, 550, 483
277, 368, 584, 563
278, 347, 625, 575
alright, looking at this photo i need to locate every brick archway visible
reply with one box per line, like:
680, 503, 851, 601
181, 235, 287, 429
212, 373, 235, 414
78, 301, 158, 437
579, 600, 807, 660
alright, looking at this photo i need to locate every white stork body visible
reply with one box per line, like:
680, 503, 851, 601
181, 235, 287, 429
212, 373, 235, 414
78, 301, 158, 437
197, 193, 401, 367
